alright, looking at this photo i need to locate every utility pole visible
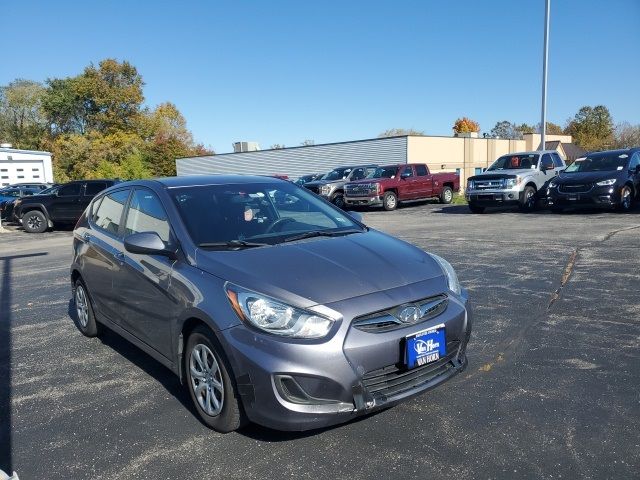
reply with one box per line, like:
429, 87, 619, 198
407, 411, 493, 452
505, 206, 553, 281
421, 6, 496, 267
540, 0, 551, 150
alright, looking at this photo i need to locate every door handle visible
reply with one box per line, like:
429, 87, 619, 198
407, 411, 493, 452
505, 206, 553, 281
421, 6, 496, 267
114, 251, 125, 263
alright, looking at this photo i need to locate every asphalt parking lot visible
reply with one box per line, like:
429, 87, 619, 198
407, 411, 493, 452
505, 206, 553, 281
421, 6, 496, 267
1, 203, 639, 480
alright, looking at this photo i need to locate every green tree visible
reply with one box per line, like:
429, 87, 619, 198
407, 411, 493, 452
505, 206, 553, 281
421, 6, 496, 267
378, 128, 425, 138
544, 121, 564, 135
0, 79, 47, 149
490, 121, 522, 139
565, 105, 614, 150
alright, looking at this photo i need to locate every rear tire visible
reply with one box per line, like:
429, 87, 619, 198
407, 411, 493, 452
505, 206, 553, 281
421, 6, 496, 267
23, 210, 48, 233
73, 279, 102, 337
468, 203, 485, 214
518, 186, 537, 213
383, 191, 398, 211
439, 186, 453, 204
185, 326, 245, 432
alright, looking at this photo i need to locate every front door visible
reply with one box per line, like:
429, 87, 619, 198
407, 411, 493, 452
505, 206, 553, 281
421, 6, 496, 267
50, 183, 83, 221
398, 165, 418, 199
114, 188, 178, 359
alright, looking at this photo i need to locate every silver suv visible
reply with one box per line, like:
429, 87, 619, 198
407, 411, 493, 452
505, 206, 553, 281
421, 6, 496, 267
465, 150, 566, 213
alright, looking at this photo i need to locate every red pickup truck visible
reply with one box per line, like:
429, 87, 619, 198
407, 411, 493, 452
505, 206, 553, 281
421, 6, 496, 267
343, 164, 459, 211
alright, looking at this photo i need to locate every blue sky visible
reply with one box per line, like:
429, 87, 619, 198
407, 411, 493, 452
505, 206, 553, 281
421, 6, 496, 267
3, 0, 639, 152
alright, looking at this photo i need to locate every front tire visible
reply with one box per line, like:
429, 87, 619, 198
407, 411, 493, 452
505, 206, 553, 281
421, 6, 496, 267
518, 186, 537, 213
73, 279, 102, 337
23, 210, 48, 233
618, 185, 634, 212
185, 326, 245, 432
383, 191, 398, 211
439, 186, 453, 204
331, 192, 345, 209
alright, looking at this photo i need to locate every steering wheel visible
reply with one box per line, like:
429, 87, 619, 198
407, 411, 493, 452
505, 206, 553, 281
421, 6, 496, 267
266, 217, 296, 233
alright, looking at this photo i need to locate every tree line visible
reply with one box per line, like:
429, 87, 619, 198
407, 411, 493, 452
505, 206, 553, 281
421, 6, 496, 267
379, 106, 639, 151
0, 59, 210, 181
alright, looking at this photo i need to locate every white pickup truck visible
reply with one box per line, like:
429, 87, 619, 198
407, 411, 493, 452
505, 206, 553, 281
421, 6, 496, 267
465, 150, 566, 213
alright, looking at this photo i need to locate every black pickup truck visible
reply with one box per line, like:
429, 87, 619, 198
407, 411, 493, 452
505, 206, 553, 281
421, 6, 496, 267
14, 179, 119, 233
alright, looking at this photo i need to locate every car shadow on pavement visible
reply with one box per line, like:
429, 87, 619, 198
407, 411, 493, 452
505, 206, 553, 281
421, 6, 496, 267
66, 300, 200, 420
1, 251, 48, 475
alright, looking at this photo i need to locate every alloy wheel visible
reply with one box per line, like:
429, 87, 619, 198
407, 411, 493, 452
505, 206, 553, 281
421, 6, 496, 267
621, 187, 632, 210
444, 189, 453, 203
75, 285, 89, 328
189, 344, 224, 416
386, 195, 396, 209
27, 215, 42, 230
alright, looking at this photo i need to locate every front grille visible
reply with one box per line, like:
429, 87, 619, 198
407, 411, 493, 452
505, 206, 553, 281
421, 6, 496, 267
559, 183, 592, 194
473, 180, 504, 190
345, 184, 376, 197
352, 294, 448, 333
362, 341, 461, 398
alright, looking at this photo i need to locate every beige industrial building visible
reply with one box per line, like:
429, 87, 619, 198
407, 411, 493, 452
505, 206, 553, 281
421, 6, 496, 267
176, 132, 584, 190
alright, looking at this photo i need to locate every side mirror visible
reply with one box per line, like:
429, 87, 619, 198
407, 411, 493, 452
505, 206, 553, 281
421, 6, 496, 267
401, 172, 411, 179
124, 232, 176, 259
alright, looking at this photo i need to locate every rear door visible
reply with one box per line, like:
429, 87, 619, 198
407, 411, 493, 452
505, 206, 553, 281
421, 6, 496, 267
414, 164, 433, 198
114, 187, 178, 358
49, 183, 83, 221
81, 188, 131, 322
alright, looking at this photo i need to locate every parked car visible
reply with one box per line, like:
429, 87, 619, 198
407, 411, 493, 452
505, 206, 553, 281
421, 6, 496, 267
303, 165, 377, 208
14, 179, 119, 233
344, 164, 460, 211
547, 148, 640, 213
70, 175, 472, 432
0, 186, 40, 219
465, 151, 566, 213
295, 173, 325, 186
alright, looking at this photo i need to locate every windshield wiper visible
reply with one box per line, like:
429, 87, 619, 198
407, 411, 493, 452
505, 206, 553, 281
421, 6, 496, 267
281, 229, 363, 243
198, 240, 270, 250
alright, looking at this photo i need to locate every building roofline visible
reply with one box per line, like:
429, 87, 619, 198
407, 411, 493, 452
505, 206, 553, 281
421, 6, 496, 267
0, 147, 52, 155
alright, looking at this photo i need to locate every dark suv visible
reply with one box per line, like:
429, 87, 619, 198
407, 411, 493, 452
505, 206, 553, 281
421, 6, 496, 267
14, 179, 119, 233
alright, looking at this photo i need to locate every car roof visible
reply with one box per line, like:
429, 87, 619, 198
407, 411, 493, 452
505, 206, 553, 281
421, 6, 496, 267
117, 175, 288, 189
584, 148, 640, 157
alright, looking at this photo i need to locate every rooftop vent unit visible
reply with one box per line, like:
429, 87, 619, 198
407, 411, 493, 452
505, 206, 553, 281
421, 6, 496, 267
232, 141, 260, 153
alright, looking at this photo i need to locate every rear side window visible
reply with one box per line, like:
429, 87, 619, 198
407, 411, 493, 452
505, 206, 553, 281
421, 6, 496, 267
415, 165, 428, 176
93, 190, 130, 236
84, 182, 108, 196
125, 189, 171, 243
59, 183, 81, 196
552, 153, 564, 167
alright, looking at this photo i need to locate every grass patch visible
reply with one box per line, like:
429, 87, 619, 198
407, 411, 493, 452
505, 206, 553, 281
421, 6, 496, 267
451, 193, 467, 205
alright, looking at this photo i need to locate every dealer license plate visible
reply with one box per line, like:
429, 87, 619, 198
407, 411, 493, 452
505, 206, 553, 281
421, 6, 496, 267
405, 325, 446, 369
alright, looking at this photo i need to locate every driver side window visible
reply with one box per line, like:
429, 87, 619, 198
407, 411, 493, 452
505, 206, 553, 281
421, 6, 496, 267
540, 154, 554, 170
629, 153, 640, 170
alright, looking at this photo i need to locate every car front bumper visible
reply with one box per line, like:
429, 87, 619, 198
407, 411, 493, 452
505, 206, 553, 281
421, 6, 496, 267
465, 189, 521, 206
547, 186, 622, 209
344, 195, 383, 207
219, 281, 472, 431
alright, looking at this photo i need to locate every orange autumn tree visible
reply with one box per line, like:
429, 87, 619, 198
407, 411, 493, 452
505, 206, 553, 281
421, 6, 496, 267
453, 117, 480, 134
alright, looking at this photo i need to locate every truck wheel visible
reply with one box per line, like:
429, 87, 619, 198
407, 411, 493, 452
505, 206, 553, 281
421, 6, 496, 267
383, 191, 398, 211
468, 203, 485, 214
439, 186, 453, 204
518, 186, 537, 213
331, 193, 345, 209
23, 210, 48, 233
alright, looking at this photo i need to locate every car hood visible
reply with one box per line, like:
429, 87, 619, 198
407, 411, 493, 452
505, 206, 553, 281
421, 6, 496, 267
194, 229, 447, 307
556, 171, 622, 184
469, 169, 535, 181
304, 179, 343, 188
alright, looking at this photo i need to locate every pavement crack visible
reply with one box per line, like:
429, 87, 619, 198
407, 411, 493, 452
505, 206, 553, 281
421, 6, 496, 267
601, 224, 640, 242
548, 248, 579, 310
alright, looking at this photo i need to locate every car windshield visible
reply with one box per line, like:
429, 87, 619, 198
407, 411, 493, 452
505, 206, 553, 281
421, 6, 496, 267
324, 168, 351, 181
367, 166, 398, 179
171, 181, 364, 247
487, 154, 538, 171
564, 154, 629, 173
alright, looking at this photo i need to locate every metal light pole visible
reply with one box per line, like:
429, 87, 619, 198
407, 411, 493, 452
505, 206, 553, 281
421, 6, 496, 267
540, 0, 551, 150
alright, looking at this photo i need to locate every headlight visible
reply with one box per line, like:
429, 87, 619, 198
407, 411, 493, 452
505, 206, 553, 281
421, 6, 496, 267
596, 179, 616, 186
467, 180, 474, 190
549, 181, 557, 188
320, 185, 332, 195
429, 253, 461, 296
225, 284, 339, 338
504, 178, 520, 188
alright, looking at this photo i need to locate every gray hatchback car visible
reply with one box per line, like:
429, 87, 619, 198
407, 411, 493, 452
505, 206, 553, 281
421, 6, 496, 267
70, 175, 472, 432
